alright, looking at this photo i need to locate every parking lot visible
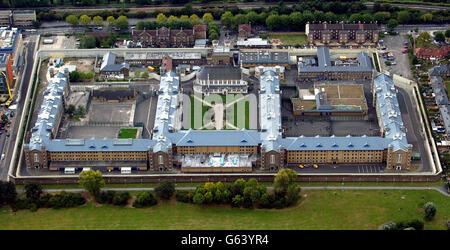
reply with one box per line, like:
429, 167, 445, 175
379, 34, 412, 79
39, 35, 77, 50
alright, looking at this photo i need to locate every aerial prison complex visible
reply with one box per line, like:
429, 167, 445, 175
23, 63, 413, 173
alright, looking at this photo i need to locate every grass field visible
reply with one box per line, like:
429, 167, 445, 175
118, 129, 137, 139
262, 33, 308, 46
1, 189, 448, 229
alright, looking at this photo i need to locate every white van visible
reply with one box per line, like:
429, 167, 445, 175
64, 168, 75, 174
82, 168, 91, 172
121, 167, 131, 174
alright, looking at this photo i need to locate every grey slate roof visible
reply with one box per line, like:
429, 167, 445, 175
281, 135, 391, 151
197, 66, 242, 81
175, 129, 261, 147
26, 72, 67, 151
45, 138, 156, 152
373, 73, 411, 152
100, 52, 130, 72
152, 71, 180, 153
259, 69, 282, 152
239, 50, 289, 65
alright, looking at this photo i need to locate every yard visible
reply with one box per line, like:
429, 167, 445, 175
1, 189, 448, 229
262, 33, 308, 46
118, 128, 138, 139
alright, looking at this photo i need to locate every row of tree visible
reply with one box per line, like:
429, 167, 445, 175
66, 15, 129, 30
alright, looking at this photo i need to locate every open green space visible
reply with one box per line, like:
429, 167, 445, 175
445, 80, 450, 99
1, 189, 448, 229
261, 33, 308, 46
118, 128, 137, 139
14, 180, 447, 190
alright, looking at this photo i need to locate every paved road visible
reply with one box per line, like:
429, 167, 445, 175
12, 1, 450, 12
0, 37, 36, 181
17, 185, 450, 197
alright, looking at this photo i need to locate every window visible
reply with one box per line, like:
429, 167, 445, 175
397, 154, 402, 164
158, 155, 164, 165
34, 153, 39, 163
270, 155, 275, 164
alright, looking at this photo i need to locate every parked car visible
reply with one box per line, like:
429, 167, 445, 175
402, 49, 407, 53
6, 132, 10, 137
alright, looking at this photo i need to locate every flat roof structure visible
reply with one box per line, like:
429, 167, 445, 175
239, 50, 289, 66
0, 27, 20, 53
298, 47, 373, 73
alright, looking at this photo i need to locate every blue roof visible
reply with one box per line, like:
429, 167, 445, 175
280, 135, 391, 151
45, 138, 156, 152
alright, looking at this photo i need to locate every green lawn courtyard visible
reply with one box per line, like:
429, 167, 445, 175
189, 94, 251, 130
118, 128, 138, 139
262, 33, 308, 46
1, 189, 448, 229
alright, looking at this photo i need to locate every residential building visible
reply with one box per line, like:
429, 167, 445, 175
132, 24, 206, 48
306, 21, 379, 47
0, 53, 13, 95
415, 45, 450, 61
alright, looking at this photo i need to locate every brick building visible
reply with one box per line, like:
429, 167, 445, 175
132, 24, 206, 48
306, 21, 379, 47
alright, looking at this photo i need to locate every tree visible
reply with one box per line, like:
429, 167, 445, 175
24, 183, 42, 202
387, 19, 398, 31
274, 168, 297, 194
285, 184, 301, 206
202, 13, 213, 24
66, 104, 76, 115
246, 11, 258, 25
136, 11, 147, 19
189, 14, 201, 25
180, 15, 189, 21
80, 35, 96, 48
349, 13, 363, 23
93, 16, 103, 26
66, 15, 79, 26
445, 29, 450, 38
324, 12, 337, 23
134, 69, 141, 78
78, 169, 105, 198
220, 11, 233, 28
204, 191, 213, 203
209, 30, 219, 40
155, 181, 175, 200
115, 15, 129, 30
397, 10, 411, 24
79, 15, 91, 26
289, 12, 304, 30
373, 12, 390, 24
266, 14, 281, 31
141, 71, 149, 79
156, 13, 167, 23
1, 114, 8, 124
423, 202, 436, 220
421, 13, 433, 23
106, 16, 115, 26
434, 32, 445, 43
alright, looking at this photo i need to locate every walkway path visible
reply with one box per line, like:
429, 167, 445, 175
18, 186, 450, 197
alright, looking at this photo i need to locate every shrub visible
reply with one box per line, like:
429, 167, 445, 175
39, 193, 53, 208
29, 203, 38, 212
243, 197, 253, 209
193, 193, 205, 205
424, 202, 436, 220
273, 197, 286, 209
231, 195, 244, 208
230, 179, 246, 196
175, 191, 192, 203
204, 191, 213, 204
49, 192, 86, 209
96, 190, 116, 204
24, 183, 43, 202
11, 198, 31, 211
112, 192, 130, 206
285, 184, 301, 206
259, 193, 271, 209
133, 191, 157, 208
379, 222, 397, 230
221, 189, 232, 203
155, 181, 175, 200
0, 181, 17, 205
407, 219, 424, 230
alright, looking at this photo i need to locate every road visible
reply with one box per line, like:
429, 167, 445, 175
12, 1, 450, 12
15, 185, 450, 197
0, 37, 36, 181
